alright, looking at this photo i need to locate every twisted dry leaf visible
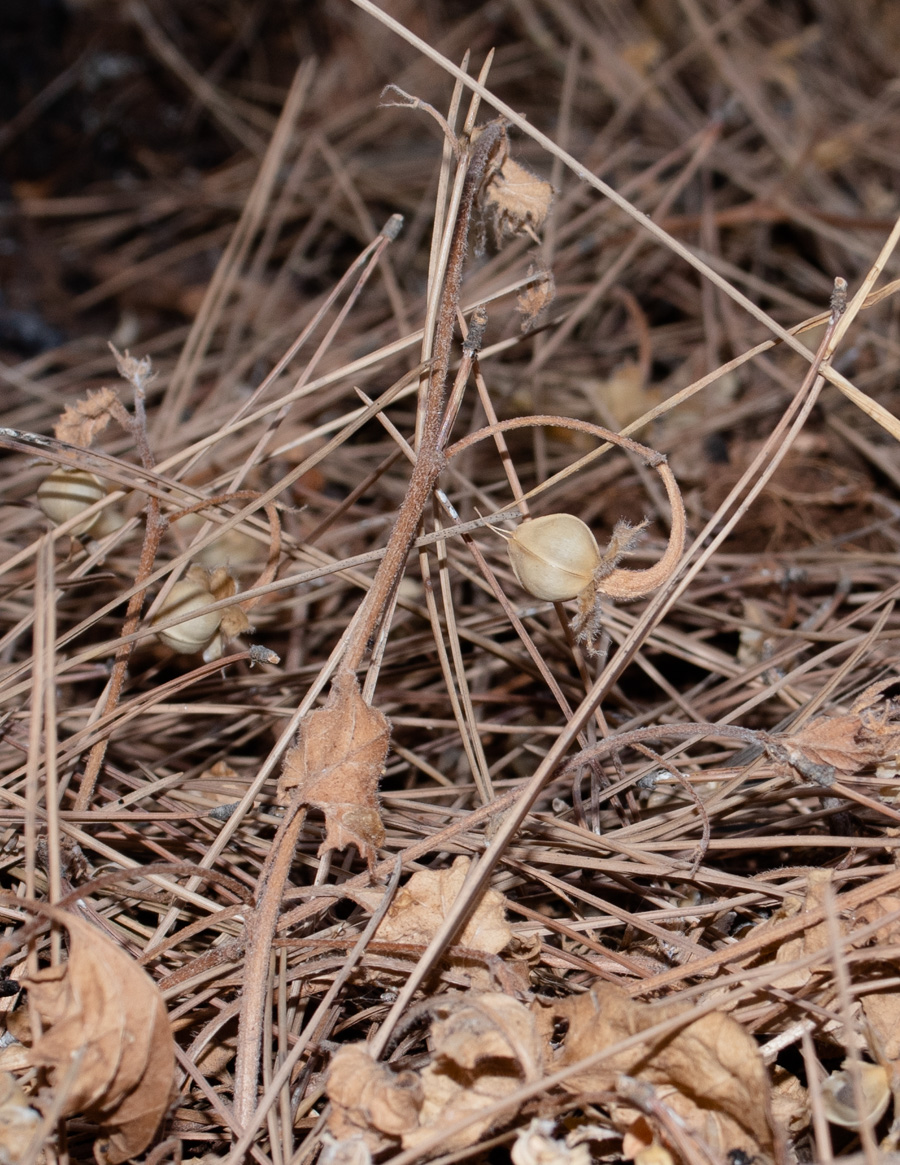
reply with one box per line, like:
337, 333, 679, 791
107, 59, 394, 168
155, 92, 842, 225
326, 994, 542, 1154
277, 673, 389, 868
354, 855, 512, 959
406, 993, 543, 1152
539, 984, 777, 1158
22, 913, 175, 1164
326, 1045, 423, 1151
0, 1071, 41, 1164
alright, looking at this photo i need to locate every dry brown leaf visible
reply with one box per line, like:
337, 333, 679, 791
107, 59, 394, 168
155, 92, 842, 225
278, 673, 389, 867
0, 1071, 41, 1165
54, 387, 120, 448
581, 359, 662, 432
861, 990, 900, 1062
616, 1085, 758, 1162
541, 984, 777, 1156
511, 1118, 591, 1165
733, 870, 836, 996
326, 1045, 422, 1151
856, 891, 900, 946
356, 856, 512, 955
771, 1065, 810, 1135
483, 156, 553, 242
404, 993, 543, 1152
22, 913, 175, 1164
776, 675, 900, 776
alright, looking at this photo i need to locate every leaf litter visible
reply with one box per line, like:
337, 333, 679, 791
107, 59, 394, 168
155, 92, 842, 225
3, 1, 900, 1162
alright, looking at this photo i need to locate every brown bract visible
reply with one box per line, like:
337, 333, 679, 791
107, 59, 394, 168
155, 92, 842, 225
53, 386, 120, 448
277, 674, 389, 868
482, 155, 553, 243
22, 913, 175, 1164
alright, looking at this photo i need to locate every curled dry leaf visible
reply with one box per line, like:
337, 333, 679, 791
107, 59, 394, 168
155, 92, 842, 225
482, 154, 553, 243
353, 856, 513, 989
326, 1045, 423, 1151
22, 913, 175, 1164
538, 984, 777, 1158
511, 1118, 591, 1165
775, 675, 900, 777
326, 994, 542, 1155
406, 993, 543, 1152
277, 673, 389, 868
862, 989, 900, 1062
53, 386, 121, 447
517, 267, 555, 332
0, 1071, 41, 1165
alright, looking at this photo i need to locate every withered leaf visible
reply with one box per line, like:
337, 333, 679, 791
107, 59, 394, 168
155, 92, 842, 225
278, 674, 389, 868
542, 984, 777, 1156
404, 993, 543, 1152
861, 989, 900, 1061
0, 1071, 41, 1165
54, 387, 120, 448
517, 268, 555, 332
511, 1118, 591, 1165
776, 675, 900, 776
23, 913, 175, 1164
355, 856, 512, 956
326, 1045, 422, 1151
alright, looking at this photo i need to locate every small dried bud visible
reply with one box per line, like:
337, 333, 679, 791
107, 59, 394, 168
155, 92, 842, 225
507, 514, 600, 602
37, 468, 106, 535
153, 577, 222, 655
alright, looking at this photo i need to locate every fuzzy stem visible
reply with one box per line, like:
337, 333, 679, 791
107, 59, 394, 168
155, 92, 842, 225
337, 122, 505, 678
231, 123, 506, 1133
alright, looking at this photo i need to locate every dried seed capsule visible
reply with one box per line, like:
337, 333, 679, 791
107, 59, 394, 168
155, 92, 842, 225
821, 1061, 890, 1129
153, 578, 222, 655
507, 514, 600, 602
37, 468, 106, 535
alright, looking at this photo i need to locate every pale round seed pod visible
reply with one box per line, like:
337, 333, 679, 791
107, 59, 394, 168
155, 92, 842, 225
821, 1061, 891, 1129
507, 514, 601, 602
37, 468, 106, 535
153, 578, 222, 655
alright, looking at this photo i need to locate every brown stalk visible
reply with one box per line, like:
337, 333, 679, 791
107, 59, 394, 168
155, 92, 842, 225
232, 120, 506, 1130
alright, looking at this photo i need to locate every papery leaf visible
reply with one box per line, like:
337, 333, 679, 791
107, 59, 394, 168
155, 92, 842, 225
776, 676, 900, 775
23, 913, 175, 1164
278, 674, 389, 868
326, 1045, 422, 1151
405, 994, 543, 1152
540, 984, 777, 1157
355, 856, 512, 955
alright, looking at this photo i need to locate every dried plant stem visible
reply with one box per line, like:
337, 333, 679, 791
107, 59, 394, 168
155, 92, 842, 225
232, 800, 307, 1131
337, 122, 505, 679
74, 359, 162, 812
232, 122, 505, 1131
